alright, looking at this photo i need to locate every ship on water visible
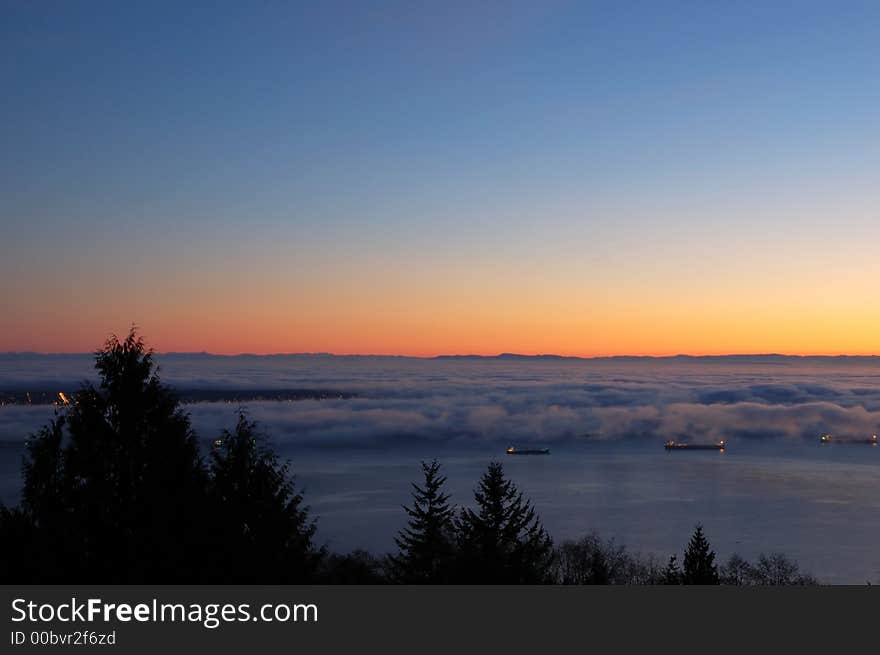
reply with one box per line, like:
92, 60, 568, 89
664, 439, 726, 451
506, 446, 550, 455
819, 434, 878, 445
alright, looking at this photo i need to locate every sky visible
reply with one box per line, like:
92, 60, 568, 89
2, 1, 879, 356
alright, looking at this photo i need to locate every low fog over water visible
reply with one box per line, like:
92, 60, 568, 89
2, 354, 879, 582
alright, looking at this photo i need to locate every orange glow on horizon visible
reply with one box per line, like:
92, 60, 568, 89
4, 219, 879, 358
5, 311, 879, 359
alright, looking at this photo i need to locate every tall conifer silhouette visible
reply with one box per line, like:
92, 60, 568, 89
9, 329, 210, 581
390, 460, 456, 583
208, 411, 321, 582
456, 462, 553, 583
682, 524, 719, 584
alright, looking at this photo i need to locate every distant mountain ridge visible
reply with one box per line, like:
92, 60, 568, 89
434, 353, 879, 362
1, 352, 878, 361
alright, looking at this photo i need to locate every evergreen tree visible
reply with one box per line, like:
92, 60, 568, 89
681, 524, 719, 584
662, 555, 682, 585
0, 505, 38, 582
208, 411, 321, 582
13, 329, 211, 582
389, 460, 456, 583
456, 462, 554, 583
15, 417, 76, 581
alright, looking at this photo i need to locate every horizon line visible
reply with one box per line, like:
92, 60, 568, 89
2, 350, 879, 360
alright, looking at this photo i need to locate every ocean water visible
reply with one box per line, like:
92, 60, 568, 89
294, 440, 880, 584
1, 354, 880, 583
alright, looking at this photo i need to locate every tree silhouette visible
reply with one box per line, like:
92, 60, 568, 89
0, 330, 327, 584
389, 460, 457, 583
555, 534, 623, 584
456, 462, 553, 583
751, 552, 817, 585
4, 330, 212, 582
553, 534, 666, 585
681, 524, 719, 584
318, 549, 389, 583
662, 555, 682, 585
721, 552, 817, 586
719, 554, 752, 585
208, 411, 321, 582
0, 505, 38, 582
13, 416, 78, 581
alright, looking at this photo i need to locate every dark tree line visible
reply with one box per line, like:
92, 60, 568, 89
391, 465, 818, 585
389, 460, 554, 583
719, 552, 818, 586
0, 330, 820, 585
0, 331, 319, 583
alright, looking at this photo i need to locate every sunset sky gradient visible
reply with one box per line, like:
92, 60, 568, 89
2, 1, 879, 355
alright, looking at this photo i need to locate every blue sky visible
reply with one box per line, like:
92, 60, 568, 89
2, 1, 879, 354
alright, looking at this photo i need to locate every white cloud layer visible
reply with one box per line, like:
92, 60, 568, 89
3, 355, 880, 446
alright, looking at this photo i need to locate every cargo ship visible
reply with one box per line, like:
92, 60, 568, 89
819, 434, 878, 445
664, 439, 726, 451
506, 446, 550, 455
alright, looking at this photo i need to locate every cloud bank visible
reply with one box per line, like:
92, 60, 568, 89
3, 355, 880, 447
